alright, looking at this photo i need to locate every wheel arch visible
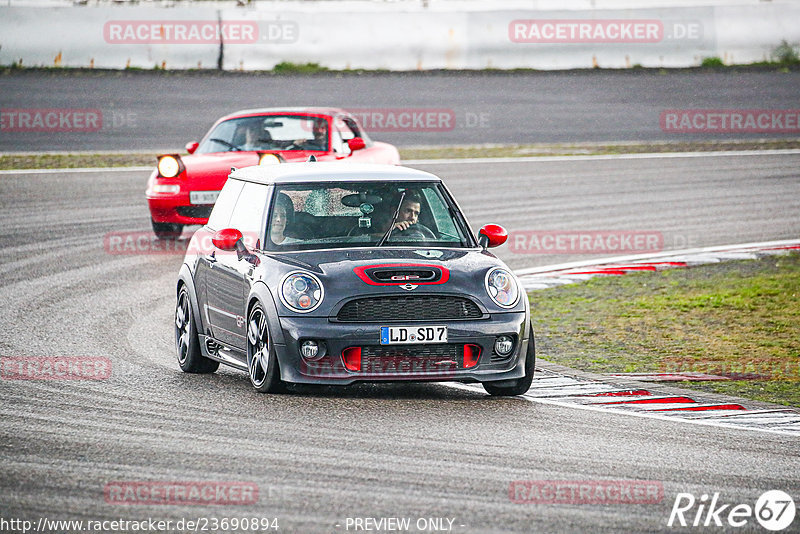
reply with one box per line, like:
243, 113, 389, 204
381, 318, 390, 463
177, 263, 205, 336
247, 281, 286, 346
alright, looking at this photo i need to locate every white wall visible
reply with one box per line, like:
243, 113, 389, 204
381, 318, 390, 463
1, 3, 798, 70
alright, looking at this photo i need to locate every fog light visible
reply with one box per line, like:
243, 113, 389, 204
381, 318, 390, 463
494, 336, 514, 357
301, 340, 319, 360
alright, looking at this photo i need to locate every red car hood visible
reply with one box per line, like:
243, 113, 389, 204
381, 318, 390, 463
181, 150, 330, 187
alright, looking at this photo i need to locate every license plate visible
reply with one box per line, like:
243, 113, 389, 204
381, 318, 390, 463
189, 190, 220, 205
380, 326, 447, 345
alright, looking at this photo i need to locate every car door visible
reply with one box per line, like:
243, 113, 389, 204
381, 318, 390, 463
204, 181, 269, 351
195, 178, 243, 338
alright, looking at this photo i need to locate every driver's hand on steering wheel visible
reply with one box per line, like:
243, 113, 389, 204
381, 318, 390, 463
393, 220, 414, 232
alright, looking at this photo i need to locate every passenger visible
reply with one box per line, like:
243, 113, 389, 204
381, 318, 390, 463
241, 121, 271, 150
270, 193, 300, 244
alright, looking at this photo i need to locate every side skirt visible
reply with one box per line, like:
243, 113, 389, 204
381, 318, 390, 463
199, 334, 248, 371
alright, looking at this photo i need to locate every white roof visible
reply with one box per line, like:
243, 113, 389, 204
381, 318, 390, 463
228, 162, 441, 185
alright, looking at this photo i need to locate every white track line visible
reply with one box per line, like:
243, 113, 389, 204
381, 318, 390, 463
3, 148, 800, 175
0, 166, 152, 175
404, 148, 800, 165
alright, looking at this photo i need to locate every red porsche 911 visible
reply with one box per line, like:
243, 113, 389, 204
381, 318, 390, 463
145, 107, 401, 238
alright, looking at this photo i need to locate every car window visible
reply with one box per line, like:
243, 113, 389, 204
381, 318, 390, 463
423, 187, 461, 240
228, 182, 269, 248
197, 115, 329, 153
207, 178, 244, 231
331, 127, 346, 155
265, 181, 471, 251
333, 117, 355, 155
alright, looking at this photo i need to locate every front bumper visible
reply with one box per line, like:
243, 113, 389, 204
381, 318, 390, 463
147, 195, 213, 225
274, 313, 529, 385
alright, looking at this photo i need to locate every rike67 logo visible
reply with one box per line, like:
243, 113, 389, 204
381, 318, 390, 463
668, 490, 795, 531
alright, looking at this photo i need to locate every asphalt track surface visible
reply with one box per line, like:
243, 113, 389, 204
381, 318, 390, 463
1, 153, 799, 533
1, 70, 800, 151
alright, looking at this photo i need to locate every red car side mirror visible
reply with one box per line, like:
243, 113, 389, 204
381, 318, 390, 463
478, 224, 508, 249
185, 141, 199, 154
212, 228, 243, 251
348, 137, 366, 151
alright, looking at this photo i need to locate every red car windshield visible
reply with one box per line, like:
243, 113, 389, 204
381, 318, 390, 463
197, 115, 329, 154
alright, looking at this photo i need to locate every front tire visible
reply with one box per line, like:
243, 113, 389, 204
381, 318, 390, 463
152, 219, 184, 240
246, 302, 286, 393
483, 327, 535, 396
175, 286, 219, 373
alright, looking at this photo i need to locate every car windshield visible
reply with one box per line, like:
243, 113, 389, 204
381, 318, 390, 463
197, 115, 329, 154
266, 181, 473, 251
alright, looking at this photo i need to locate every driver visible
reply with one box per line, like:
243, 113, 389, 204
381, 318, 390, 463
371, 191, 435, 239
292, 118, 328, 151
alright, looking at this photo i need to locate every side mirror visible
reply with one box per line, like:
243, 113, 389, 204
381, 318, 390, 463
212, 228, 243, 251
478, 224, 508, 249
185, 141, 199, 154
347, 137, 366, 151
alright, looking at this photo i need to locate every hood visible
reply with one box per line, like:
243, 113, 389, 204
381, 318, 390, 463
262, 247, 525, 316
180, 151, 327, 183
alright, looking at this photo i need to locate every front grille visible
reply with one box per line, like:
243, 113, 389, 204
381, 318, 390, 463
336, 296, 483, 322
361, 344, 465, 374
177, 206, 213, 219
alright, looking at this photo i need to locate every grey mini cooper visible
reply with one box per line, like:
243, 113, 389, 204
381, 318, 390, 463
175, 162, 534, 395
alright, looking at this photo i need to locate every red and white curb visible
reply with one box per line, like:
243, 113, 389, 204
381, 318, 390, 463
514, 239, 800, 291
497, 239, 800, 436
450, 368, 800, 436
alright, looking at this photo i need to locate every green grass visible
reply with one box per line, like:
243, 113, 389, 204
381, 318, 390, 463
700, 56, 725, 68
0, 153, 156, 170
529, 252, 800, 407
271, 61, 329, 74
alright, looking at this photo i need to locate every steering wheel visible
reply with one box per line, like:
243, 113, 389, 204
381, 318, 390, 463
396, 224, 437, 240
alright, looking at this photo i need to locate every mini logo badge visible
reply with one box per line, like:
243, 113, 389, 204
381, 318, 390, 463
236, 315, 245, 328
400, 284, 418, 291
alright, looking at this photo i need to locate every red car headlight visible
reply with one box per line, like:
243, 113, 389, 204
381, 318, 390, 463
259, 153, 283, 165
157, 155, 185, 178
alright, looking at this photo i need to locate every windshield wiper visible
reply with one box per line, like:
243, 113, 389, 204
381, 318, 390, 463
208, 138, 240, 152
376, 191, 406, 247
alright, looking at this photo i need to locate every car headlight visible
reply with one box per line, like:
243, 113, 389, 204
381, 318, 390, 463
485, 267, 519, 308
259, 153, 282, 165
157, 155, 183, 178
280, 272, 324, 313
